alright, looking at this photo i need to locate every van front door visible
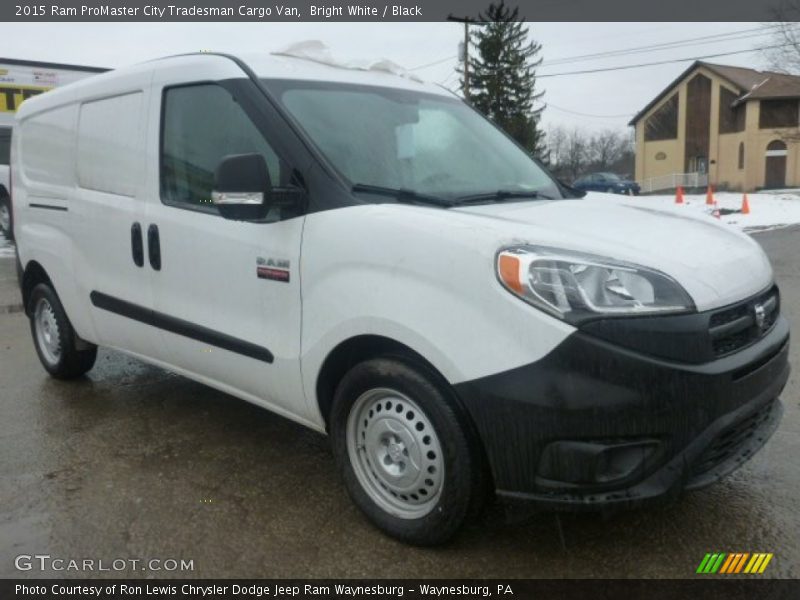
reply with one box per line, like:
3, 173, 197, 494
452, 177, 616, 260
144, 79, 308, 420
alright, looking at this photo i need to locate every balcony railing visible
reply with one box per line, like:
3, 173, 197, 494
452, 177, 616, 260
639, 172, 708, 194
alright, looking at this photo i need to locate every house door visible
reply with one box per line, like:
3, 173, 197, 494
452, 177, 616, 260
765, 140, 787, 189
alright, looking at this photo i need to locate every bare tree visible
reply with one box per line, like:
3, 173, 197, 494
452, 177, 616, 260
545, 125, 567, 167
547, 126, 588, 181
763, 4, 800, 74
587, 130, 629, 170
586, 129, 635, 176
563, 129, 588, 181
547, 126, 634, 181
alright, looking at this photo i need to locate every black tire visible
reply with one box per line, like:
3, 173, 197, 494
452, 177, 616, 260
28, 283, 97, 379
330, 357, 488, 545
0, 194, 12, 241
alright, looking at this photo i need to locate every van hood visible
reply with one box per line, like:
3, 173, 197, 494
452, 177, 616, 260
450, 194, 772, 312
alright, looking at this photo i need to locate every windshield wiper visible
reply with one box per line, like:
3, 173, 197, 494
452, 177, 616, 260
451, 189, 555, 205
351, 183, 452, 208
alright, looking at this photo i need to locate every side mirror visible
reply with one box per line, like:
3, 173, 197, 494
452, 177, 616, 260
212, 153, 270, 221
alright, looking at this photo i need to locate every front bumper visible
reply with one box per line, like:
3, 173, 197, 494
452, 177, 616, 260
454, 314, 789, 509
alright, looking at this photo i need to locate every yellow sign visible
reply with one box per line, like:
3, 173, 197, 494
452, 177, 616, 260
0, 84, 52, 112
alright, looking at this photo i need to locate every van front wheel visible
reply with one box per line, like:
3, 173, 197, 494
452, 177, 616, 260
28, 283, 97, 379
330, 358, 486, 545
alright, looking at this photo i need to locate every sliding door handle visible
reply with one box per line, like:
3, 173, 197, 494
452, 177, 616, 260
130, 222, 144, 267
147, 224, 161, 271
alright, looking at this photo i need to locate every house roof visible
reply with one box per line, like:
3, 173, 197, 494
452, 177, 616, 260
628, 60, 800, 126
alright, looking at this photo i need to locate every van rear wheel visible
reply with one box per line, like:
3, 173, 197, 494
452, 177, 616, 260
330, 358, 487, 545
0, 195, 12, 240
28, 283, 97, 379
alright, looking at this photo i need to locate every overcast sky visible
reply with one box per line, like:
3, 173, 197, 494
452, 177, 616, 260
0, 22, 776, 134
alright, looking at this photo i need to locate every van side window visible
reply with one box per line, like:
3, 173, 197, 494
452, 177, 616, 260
78, 92, 144, 197
161, 84, 281, 209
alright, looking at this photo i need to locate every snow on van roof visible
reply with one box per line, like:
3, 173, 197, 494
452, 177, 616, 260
242, 42, 450, 96
271, 41, 423, 82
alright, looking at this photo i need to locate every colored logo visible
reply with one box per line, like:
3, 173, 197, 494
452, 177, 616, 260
696, 552, 773, 574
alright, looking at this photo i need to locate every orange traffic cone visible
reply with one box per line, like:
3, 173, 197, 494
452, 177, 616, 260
712, 200, 721, 219
706, 184, 715, 205
675, 186, 685, 204
741, 193, 750, 215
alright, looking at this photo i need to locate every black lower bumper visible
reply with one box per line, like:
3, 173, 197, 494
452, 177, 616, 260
454, 315, 790, 509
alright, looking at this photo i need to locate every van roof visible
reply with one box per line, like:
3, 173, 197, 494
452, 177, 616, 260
16, 50, 454, 120
242, 49, 449, 95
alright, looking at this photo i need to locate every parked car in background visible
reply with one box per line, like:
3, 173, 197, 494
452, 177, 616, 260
573, 172, 640, 195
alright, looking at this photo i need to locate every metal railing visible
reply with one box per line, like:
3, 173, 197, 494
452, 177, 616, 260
639, 172, 708, 194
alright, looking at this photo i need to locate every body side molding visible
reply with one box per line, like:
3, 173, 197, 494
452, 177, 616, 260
89, 291, 274, 363
29, 203, 68, 211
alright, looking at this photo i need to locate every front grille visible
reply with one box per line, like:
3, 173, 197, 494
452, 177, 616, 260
691, 399, 776, 476
708, 287, 779, 357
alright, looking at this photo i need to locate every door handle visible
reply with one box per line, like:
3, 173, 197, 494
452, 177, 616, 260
147, 224, 161, 271
131, 222, 144, 267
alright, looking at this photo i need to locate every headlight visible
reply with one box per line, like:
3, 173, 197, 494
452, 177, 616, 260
496, 245, 694, 322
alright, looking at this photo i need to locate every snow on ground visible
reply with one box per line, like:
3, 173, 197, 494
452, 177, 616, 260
0, 231, 13, 258
616, 190, 800, 233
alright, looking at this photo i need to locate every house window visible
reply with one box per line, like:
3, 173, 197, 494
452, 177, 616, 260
738, 142, 745, 170
644, 94, 678, 141
759, 99, 799, 129
766, 139, 788, 154
719, 87, 745, 134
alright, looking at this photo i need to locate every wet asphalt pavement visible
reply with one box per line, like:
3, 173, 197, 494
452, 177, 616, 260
0, 227, 798, 579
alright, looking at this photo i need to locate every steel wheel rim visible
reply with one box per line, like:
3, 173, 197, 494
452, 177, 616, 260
346, 387, 444, 520
0, 203, 9, 233
34, 297, 62, 366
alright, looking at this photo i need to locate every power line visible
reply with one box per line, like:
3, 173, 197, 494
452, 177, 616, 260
546, 103, 633, 119
439, 70, 459, 87
410, 54, 457, 71
537, 43, 794, 78
409, 24, 781, 72
542, 25, 779, 67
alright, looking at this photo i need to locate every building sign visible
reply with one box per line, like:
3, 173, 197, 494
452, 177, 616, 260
33, 71, 59, 85
0, 84, 52, 112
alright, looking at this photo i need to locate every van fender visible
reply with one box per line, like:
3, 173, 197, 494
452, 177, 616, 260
301, 316, 463, 426
18, 221, 98, 345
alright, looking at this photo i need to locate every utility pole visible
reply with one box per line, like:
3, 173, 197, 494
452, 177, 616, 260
448, 15, 475, 100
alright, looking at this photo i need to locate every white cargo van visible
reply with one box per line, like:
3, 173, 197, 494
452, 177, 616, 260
12, 52, 789, 545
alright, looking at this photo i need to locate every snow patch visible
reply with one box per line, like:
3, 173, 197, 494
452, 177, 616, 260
588, 190, 800, 233
272, 40, 424, 82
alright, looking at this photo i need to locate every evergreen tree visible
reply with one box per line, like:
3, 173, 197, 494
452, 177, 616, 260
460, 2, 547, 160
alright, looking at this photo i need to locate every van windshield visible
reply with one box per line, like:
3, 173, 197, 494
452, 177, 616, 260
267, 80, 562, 202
